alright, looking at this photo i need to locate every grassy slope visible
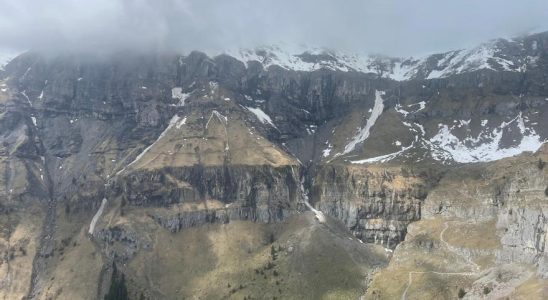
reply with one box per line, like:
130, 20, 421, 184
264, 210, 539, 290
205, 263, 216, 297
118, 210, 389, 299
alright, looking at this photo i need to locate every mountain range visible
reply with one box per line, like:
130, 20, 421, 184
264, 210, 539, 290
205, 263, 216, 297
0, 31, 547, 299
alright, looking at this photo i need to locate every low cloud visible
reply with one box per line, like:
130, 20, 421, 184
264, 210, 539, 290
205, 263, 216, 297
0, 0, 547, 56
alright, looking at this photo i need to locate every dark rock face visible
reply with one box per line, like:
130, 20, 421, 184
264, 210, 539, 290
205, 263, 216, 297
117, 165, 301, 230
119, 165, 299, 207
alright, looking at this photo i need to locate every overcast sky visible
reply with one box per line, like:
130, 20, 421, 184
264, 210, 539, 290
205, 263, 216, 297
0, 0, 547, 57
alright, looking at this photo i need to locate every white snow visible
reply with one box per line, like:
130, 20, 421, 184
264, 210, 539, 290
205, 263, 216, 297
175, 117, 187, 129
429, 113, 545, 163
412, 101, 426, 111
414, 123, 425, 136
299, 179, 325, 223
217, 43, 427, 81
532, 40, 538, 51
341, 90, 385, 155
322, 142, 333, 157
117, 115, 182, 175
209, 81, 218, 92
88, 198, 107, 235
206, 110, 227, 128
245, 106, 277, 128
457, 119, 471, 127
347, 109, 544, 165
424, 39, 522, 79
21, 90, 31, 106
305, 125, 317, 135
395, 104, 409, 117
31, 117, 37, 126
426, 69, 445, 79
390, 58, 426, 81
351, 144, 413, 164
171, 87, 191, 106
38, 90, 44, 100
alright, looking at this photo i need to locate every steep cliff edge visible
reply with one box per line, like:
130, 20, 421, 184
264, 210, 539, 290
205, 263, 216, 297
311, 164, 440, 249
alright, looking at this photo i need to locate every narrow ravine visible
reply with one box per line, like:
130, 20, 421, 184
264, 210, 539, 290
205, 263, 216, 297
26, 95, 59, 300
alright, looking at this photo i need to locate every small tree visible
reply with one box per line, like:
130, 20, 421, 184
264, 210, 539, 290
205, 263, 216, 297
458, 288, 466, 298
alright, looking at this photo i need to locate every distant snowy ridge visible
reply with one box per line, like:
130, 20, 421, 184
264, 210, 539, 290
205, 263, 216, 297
212, 32, 544, 81
424, 38, 540, 79
220, 44, 421, 81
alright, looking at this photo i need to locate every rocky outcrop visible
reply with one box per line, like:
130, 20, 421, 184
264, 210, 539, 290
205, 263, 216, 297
497, 206, 548, 278
311, 164, 437, 248
114, 165, 302, 230
493, 153, 548, 278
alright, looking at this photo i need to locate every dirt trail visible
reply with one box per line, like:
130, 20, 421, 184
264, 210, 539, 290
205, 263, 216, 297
400, 221, 479, 300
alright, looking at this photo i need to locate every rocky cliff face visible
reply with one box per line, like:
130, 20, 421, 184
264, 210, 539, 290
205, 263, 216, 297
0, 31, 546, 299
366, 146, 548, 299
117, 165, 301, 227
311, 164, 438, 248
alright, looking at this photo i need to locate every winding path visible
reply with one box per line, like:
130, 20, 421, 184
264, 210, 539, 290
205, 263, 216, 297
439, 221, 480, 271
400, 221, 479, 300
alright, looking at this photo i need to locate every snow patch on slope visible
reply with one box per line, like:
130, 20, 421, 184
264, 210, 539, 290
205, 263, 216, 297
351, 144, 414, 164
340, 90, 385, 155
117, 115, 182, 174
245, 106, 277, 128
171, 87, 191, 106
88, 198, 107, 235
322, 142, 333, 158
206, 110, 227, 128
429, 113, 545, 163
425, 39, 523, 79
299, 179, 325, 223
